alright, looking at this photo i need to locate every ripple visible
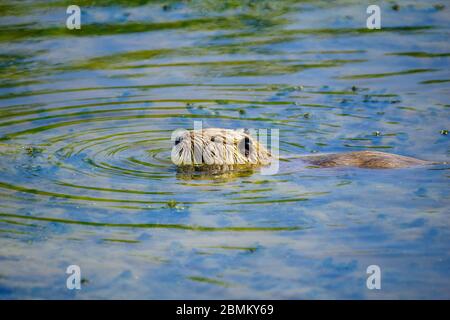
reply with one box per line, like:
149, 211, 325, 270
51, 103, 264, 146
0, 213, 303, 232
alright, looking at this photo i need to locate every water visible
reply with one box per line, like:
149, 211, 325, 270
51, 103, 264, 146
0, 0, 449, 299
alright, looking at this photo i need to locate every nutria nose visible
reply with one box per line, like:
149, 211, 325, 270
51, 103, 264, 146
175, 137, 183, 145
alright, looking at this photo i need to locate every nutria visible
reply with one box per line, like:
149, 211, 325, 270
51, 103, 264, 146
171, 128, 431, 172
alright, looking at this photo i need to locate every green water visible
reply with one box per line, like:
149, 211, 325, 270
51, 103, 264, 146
0, 0, 449, 299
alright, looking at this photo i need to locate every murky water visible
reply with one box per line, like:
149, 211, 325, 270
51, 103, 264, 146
0, 0, 449, 299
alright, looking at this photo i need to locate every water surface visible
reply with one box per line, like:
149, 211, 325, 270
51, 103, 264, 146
0, 0, 449, 299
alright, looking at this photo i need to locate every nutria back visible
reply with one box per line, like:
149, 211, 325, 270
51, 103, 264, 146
299, 150, 430, 169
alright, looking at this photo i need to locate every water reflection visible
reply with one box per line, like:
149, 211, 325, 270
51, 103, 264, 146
0, 0, 449, 299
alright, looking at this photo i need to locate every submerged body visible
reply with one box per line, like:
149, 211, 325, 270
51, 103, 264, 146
171, 128, 430, 173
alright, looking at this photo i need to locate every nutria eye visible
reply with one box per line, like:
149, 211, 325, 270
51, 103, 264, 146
238, 137, 252, 157
175, 137, 182, 145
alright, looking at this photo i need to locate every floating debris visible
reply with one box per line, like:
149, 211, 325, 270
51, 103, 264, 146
167, 200, 178, 208
162, 4, 172, 11
22, 146, 43, 157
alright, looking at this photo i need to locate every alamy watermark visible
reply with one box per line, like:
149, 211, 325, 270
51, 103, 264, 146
65, 4, 381, 31
66, 264, 81, 290
366, 265, 381, 290
171, 121, 279, 175
66, 5, 81, 30
366, 5, 381, 30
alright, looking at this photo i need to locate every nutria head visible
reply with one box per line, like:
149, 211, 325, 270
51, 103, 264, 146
171, 128, 272, 168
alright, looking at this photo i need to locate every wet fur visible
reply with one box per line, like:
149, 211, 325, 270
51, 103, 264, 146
171, 128, 271, 168
172, 128, 430, 171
